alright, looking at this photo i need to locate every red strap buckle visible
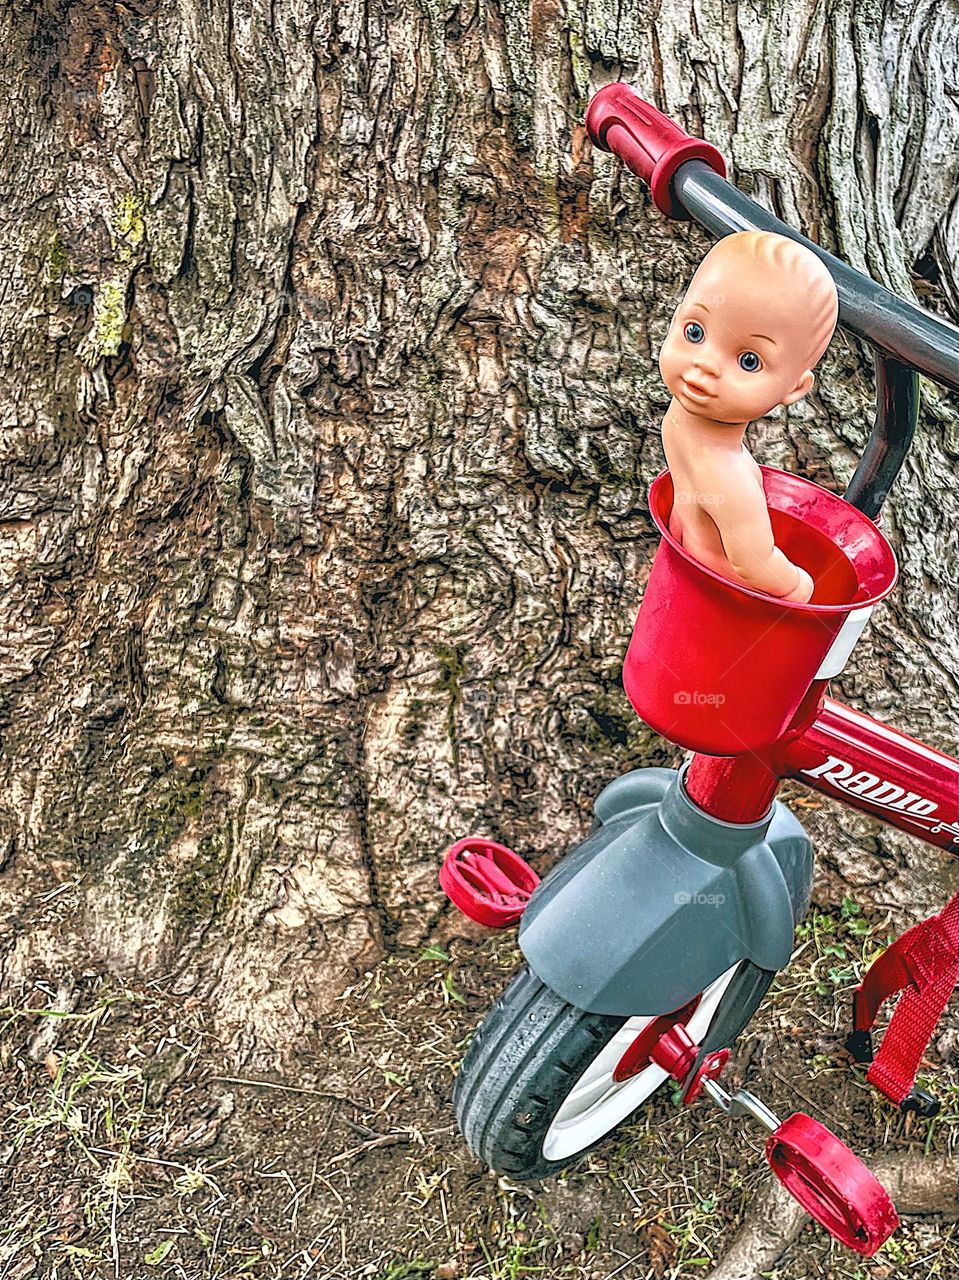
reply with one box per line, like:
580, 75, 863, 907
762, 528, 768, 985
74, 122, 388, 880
439, 838, 540, 928
846, 894, 958, 1106
766, 1114, 900, 1255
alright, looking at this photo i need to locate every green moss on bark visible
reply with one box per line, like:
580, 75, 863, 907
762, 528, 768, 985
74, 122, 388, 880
434, 643, 467, 767
401, 697, 428, 746
95, 280, 126, 356
171, 831, 226, 929
48, 231, 69, 282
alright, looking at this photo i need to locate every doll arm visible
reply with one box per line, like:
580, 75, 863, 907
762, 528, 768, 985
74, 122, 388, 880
708, 470, 814, 601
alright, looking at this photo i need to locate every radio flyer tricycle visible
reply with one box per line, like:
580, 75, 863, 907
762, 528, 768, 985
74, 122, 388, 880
440, 84, 959, 1257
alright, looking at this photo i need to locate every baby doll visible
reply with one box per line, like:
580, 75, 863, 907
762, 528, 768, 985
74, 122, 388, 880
658, 230, 839, 602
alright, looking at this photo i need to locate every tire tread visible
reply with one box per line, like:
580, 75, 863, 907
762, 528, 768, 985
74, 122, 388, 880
453, 960, 773, 1181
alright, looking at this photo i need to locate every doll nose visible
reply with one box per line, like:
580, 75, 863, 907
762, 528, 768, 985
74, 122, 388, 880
690, 353, 719, 379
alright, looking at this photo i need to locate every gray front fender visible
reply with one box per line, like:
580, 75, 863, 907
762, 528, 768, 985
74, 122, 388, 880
518, 764, 812, 1016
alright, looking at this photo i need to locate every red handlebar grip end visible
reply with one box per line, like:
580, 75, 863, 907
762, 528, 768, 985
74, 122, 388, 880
585, 83, 726, 221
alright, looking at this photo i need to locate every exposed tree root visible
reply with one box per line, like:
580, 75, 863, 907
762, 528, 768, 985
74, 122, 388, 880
705, 1153, 957, 1280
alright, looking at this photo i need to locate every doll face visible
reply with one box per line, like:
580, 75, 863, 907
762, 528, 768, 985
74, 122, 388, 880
658, 259, 817, 424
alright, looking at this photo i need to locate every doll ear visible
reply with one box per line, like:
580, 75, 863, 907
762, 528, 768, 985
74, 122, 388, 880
781, 370, 814, 406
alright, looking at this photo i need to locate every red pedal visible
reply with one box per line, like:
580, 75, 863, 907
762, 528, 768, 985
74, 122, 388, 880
439, 838, 540, 928
766, 1114, 899, 1255
642, 1018, 900, 1254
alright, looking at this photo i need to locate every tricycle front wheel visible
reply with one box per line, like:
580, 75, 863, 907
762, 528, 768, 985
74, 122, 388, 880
453, 959, 772, 1180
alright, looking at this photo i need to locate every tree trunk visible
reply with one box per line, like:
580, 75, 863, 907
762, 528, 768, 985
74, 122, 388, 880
1, 0, 956, 1064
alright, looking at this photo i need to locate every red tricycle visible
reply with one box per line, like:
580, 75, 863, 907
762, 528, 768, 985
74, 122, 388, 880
440, 84, 958, 1258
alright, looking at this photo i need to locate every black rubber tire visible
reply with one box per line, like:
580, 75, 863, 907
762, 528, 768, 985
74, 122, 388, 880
453, 959, 773, 1181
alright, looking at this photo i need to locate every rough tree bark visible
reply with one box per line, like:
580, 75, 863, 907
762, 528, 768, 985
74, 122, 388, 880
0, 0, 956, 1065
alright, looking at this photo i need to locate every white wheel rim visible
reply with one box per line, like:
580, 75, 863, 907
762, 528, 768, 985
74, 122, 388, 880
541, 963, 741, 1162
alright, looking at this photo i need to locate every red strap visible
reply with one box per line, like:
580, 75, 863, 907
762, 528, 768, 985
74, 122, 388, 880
852, 895, 958, 1104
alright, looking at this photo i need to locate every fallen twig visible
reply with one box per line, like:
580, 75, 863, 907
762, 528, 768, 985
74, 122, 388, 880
210, 1075, 367, 1109
328, 1132, 413, 1165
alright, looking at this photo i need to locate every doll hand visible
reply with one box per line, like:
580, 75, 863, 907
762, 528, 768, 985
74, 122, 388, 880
784, 565, 814, 603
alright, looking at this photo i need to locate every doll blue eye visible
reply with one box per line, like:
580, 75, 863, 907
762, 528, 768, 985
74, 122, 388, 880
739, 351, 762, 372
684, 322, 705, 343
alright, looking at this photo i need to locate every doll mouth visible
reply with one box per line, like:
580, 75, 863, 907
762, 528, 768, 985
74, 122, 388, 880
680, 377, 715, 401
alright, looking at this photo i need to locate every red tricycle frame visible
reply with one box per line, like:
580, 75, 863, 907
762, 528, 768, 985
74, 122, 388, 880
686, 682, 959, 853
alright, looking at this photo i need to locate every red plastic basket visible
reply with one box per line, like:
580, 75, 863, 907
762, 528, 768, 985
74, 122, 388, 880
623, 467, 898, 755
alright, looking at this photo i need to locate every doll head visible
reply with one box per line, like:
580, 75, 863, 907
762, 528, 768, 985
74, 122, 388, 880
658, 231, 839, 424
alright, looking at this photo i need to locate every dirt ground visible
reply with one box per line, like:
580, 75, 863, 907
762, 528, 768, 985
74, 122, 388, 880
1, 867, 957, 1280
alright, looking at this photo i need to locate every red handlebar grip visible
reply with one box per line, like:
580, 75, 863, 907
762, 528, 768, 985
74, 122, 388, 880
585, 83, 726, 220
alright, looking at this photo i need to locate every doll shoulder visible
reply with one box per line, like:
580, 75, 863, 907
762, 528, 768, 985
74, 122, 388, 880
700, 451, 767, 519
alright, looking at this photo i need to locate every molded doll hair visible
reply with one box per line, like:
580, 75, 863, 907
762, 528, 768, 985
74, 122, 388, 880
708, 230, 839, 366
